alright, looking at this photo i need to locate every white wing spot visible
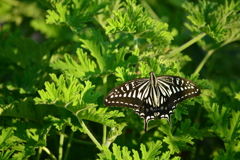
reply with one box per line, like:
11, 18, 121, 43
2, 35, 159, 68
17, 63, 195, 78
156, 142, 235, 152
148, 98, 152, 105
172, 86, 176, 93
128, 92, 132, 97
176, 87, 180, 92
137, 91, 142, 99
131, 82, 135, 88
181, 80, 184, 85
125, 84, 129, 90
176, 78, 180, 85
132, 90, 136, 98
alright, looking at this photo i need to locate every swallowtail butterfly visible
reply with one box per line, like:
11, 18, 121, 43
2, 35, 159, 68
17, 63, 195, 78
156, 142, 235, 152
104, 72, 200, 132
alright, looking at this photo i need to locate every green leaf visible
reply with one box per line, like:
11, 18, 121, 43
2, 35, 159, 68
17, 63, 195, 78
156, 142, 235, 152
51, 29, 138, 79
46, 0, 108, 31
159, 124, 194, 154
79, 29, 138, 72
234, 93, 240, 101
51, 49, 99, 79
97, 140, 163, 160
207, 103, 230, 139
0, 118, 50, 160
206, 103, 240, 159
183, 0, 240, 43
34, 74, 124, 128
106, 0, 173, 51
141, 141, 162, 160
0, 98, 58, 123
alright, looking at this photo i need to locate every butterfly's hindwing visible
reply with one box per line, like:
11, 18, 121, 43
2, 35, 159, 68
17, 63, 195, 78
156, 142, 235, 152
104, 72, 201, 132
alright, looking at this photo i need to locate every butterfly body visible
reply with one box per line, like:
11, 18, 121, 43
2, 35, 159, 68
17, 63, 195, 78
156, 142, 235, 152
104, 72, 200, 132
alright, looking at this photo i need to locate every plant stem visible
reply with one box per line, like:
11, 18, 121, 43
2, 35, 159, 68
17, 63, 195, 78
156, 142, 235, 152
42, 147, 57, 160
194, 49, 215, 75
102, 125, 107, 146
36, 147, 42, 160
58, 125, 65, 160
167, 33, 206, 58
78, 118, 103, 150
63, 131, 74, 160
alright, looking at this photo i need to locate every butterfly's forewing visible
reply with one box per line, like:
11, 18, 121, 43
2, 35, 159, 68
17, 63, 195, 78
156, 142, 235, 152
104, 72, 201, 132
104, 78, 150, 109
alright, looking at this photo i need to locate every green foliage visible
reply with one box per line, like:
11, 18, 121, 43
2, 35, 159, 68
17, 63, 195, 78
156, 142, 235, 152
106, 0, 173, 51
183, 0, 240, 46
46, 0, 108, 31
0, 0, 240, 159
97, 141, 168, 160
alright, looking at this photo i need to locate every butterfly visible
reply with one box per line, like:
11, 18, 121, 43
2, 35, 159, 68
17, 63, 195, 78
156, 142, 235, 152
104, 72, 200, 132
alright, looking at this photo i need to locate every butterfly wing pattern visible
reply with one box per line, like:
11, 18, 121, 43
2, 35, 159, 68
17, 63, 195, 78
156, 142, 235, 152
104, 72, 201, 132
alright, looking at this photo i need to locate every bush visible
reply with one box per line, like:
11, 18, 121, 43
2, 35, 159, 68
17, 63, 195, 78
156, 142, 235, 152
0, 0, 240, 159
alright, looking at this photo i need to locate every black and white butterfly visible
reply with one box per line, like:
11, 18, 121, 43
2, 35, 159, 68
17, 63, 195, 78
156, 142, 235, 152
104, 72, 200, 132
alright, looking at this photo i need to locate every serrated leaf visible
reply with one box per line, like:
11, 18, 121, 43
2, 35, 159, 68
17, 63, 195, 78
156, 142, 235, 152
51, 49, 99, 79
106, 0, 172, 51
183, 0, 240, 43
0, 118, 51, 159
159, 124, 194, 154
46, 0, 108, 31
141, 141, 162, 160
97, 141, 162, 160
34, 74, 124, 129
